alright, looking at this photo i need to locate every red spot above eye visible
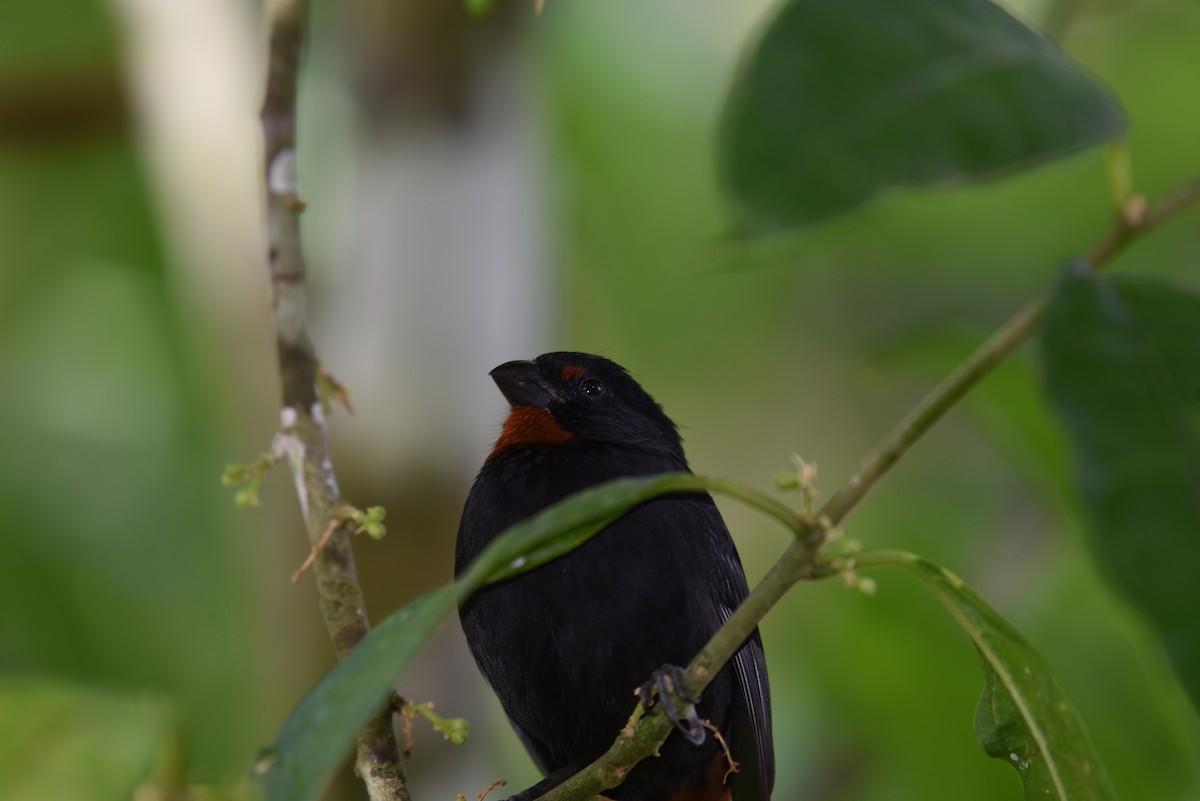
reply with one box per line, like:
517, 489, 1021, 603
488, 407, 575, 459
561, 364, 587, 381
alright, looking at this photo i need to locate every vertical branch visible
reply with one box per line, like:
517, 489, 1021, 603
259, 1, 409, 798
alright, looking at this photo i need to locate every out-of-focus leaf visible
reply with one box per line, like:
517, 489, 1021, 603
867, 552, 1118, 799
720, 0, 1126, 232
260, 473, 705, 801
1040, 264, 1200, 708
0, 677, 175, 801
0, 0, 260, 771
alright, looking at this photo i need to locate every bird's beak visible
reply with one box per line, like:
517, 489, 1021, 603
490, 360, 554, 409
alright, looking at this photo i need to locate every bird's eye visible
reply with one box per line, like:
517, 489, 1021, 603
580, 378, 604, 397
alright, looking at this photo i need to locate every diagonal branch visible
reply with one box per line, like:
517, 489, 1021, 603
259, 1, 408, 799
535, 174, 1200, 801
822, 173, 1200, 526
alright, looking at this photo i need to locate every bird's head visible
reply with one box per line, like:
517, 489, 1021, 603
487, 352, 684, 461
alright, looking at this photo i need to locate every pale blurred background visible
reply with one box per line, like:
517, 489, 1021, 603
1, 0, 1198, 799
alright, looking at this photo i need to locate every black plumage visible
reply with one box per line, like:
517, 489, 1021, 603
455, 352, 773, 801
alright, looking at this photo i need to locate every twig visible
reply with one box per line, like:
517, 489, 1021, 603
697, 719, 738, 784
291, 518, 339, 584
290, 506, 388, 583
822, 171, 1200, 527
534, 173, 1200, 801
1085, 174, 1200, 267
478, 779, 508, 801
395, 694, 417, 758
259, 0, 407, 798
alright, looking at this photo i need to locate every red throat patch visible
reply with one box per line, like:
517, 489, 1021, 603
489, 407, 575, 459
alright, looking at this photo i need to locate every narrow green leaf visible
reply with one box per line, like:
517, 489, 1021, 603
259, 473, 708, 801
720, 0, 1126, 232
0, 678, 175, 801
458, 473, 705, 589
864, 551, 1118, 800
260, 585, 459, 801
1040, 265, 1200, 708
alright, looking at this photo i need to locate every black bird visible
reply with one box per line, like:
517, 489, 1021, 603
455, 352, 773, 801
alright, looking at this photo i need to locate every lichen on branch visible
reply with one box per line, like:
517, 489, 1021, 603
257, 0, 407, 798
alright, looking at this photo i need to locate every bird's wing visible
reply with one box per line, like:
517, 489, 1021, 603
727, 621, 774, 801
508, 714, 559, 776
683, 496, 774, 801
694, 498, 774, 801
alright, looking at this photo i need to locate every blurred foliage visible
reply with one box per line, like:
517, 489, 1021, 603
1041, 269, 1200, 709
720, 0, 1126, 231
2, 0, 1199, 800
0, 678, 175, 801
0, 0, 260, 791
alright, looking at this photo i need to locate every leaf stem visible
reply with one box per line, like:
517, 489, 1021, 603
698, 477, 808, 534
836, 548, 917, 571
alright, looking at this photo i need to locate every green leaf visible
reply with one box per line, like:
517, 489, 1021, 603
259, 585, 459, 801
259, 473, 707, 801
457, 473, 706, 590
1039, 264, 1200, 708
720, 0, 1126, 232
864, 552, 1118, 800
0, 678, 175, 801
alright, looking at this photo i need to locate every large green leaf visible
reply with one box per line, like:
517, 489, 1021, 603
863, 552, 1118, 800
259, 473, 707, 801
1039, 264, 1200, 708
720, 0, 1126, 231
0, 678, 175, 801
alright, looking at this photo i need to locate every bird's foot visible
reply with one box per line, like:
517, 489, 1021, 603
638, 664, 705, 746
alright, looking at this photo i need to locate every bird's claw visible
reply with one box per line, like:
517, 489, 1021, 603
638, 664, 705, 746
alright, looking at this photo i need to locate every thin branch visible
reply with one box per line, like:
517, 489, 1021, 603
534, 173, 1200, 801
823, 171, 1200, 527
1085, 174, 1200, 267
818, 296, 1044, 526
259, 0, 408, 798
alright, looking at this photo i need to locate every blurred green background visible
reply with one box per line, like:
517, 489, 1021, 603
1, 0, 1197, 800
